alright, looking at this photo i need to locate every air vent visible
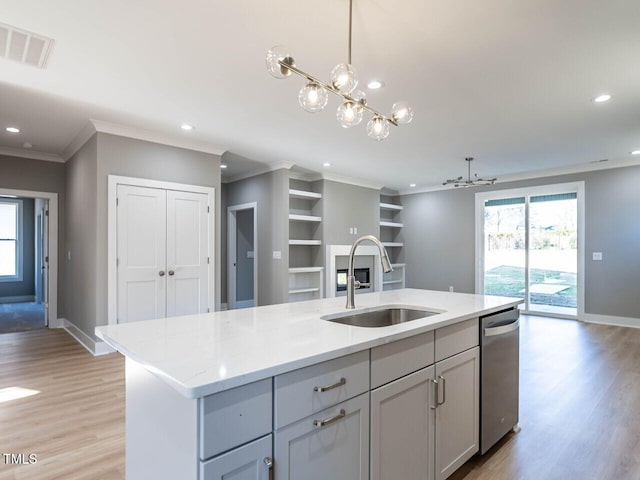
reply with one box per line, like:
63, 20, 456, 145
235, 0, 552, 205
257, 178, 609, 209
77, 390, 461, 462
0, 22, 53, 69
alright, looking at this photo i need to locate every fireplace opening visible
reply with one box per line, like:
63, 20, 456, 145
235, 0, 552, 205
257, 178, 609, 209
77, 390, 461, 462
336, 268, 370, 292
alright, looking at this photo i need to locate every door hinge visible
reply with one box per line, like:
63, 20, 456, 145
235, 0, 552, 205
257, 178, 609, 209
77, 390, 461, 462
45, 256, 49, 263
116, 258, 119, 267
207, 257, 210, 264
45, 210, 49, 216
207, 308, 210, 313
207, 205, 210, 213
116, 198, 119, 206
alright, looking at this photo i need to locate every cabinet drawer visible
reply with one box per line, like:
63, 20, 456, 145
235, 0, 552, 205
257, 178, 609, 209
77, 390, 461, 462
274, 393, 370, 480
199, 378, 272, 460
371, 331, 434, 389
274, 350, 369, 429
200, 434, 272, 480
435, 318, 479, 363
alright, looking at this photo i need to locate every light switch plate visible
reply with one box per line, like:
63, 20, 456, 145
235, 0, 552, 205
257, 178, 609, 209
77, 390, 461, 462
592, 252, 603, 261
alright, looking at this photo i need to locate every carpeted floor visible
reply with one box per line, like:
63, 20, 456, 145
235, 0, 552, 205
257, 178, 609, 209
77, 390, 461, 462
0, 302, 46, 333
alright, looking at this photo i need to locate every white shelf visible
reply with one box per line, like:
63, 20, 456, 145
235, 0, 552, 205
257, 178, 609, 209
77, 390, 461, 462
289, 189, 322, 200
289, 239, 322, 246
382, 279, 404, 285
390, 263, 406, 268
379, 202, 403, 211
380, 221, 404, 228
382, 242, 404, 248
288, 287, 321, 294
289, 214, 322, 222
289, 267, 324, 273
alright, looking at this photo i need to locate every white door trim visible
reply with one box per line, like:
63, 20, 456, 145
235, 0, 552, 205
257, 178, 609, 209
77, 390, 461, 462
474, 181, 585, 320
0, 187, 58, 327
227, 202, 257, 310
108, 175, 215, 325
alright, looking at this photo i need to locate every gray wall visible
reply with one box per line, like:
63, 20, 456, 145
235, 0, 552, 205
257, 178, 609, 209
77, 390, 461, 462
0, 198, 35, 298
236, 208, 254, 302
0, 154, 66, 313
224, 167, 289, 306
64, 135, 98, 337
322, 180, 379, 245
63, 133, 222, 340
401, 165, 640, 319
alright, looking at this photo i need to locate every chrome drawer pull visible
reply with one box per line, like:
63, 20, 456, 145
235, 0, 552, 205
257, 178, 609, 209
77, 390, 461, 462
313, 377, 346, 392
264, 457, 273, 480
313, 409, 346, 428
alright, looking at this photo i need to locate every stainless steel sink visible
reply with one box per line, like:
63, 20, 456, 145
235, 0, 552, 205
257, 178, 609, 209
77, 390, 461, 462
321, 306, 440, 328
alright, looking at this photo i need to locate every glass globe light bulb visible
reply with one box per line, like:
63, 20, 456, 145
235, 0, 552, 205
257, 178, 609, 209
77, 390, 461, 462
391, 101, 414, 124
331, 63, 358, 94
266, 45, 295, 79
298, 82, 329, 113
337, 101, 364, 128
367, 116, 391, 141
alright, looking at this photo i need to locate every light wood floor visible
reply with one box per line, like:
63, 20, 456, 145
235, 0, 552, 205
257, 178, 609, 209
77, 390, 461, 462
1, 317, 640, 479
0, 329, 125, 480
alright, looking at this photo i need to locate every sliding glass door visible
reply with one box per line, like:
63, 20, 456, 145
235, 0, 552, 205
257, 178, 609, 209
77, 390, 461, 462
477, 184, 582, 317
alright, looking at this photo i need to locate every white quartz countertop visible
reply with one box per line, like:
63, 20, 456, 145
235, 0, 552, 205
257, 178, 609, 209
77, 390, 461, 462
95, 289, 521, 398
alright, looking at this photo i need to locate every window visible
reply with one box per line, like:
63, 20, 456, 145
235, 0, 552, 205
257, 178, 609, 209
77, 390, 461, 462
0, 199, 22, 281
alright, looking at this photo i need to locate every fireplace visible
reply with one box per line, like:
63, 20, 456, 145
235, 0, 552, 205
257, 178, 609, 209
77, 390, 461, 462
336, 267, 370, 292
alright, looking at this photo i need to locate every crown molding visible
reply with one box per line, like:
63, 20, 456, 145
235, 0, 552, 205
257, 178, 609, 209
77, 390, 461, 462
0, 146, 64, 163
399, 157, 640, 195
267, 160, 295, 171
63, 121, 97, 160
321, 172, 384, 191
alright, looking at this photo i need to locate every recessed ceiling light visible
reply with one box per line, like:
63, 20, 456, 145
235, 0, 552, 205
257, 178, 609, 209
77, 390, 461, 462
323, 162, 331, 168
6, 127, 20, 133
220, 164, 228, 169
367, 80, 385, 90
632, 150, 640, 156
409, 183, 416, 188
592, 94, 612, 103
181, 124, 194, 131
23, 142, 33, 149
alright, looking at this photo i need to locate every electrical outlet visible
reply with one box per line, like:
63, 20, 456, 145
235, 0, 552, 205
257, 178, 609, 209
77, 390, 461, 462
449, 286, 454, 292
272, 250, 281, 260
349, 227, 354, 235
592, 252, 603, 261
354, 227, 357, 235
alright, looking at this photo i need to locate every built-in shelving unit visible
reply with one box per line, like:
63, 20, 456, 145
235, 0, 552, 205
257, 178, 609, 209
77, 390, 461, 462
288, 177, 324, 302
380, 195, 406, 291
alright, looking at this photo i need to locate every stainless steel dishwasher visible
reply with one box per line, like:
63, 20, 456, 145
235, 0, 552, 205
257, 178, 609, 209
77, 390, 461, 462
479, 307, 520, 454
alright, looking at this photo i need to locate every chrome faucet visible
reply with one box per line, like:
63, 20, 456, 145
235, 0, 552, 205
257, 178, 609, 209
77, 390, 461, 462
346, 235, 393, 310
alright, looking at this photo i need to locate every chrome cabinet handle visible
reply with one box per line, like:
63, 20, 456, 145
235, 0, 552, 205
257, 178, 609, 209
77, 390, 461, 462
168, 270, 175, 276
264, 457, 273, 480
159, 270, 165, 277
313, 409, 346, 428
437, 375, 446, 406
313, 377, 346, 393
431, 378, 438, 410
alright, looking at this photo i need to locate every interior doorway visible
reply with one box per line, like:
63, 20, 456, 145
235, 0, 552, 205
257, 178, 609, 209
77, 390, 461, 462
0, 189, 57, 333
227, 203, 257, 309
476, 182, 584, 318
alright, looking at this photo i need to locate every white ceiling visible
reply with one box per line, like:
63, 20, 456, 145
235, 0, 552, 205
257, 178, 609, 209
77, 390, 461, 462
1, 0, 639, 191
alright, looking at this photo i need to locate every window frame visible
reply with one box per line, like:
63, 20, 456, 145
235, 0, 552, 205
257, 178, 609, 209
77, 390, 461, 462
0, 198, 23, 282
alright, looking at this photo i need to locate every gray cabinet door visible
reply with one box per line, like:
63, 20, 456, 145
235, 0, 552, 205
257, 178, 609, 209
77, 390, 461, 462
274, 393, 369, 480
371, 366, 435, 480
200, 435, 272, 480
434, 347, 480, 480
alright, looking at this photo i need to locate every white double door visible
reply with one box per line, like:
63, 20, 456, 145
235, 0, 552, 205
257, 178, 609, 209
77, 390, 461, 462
117, 185, 209, 323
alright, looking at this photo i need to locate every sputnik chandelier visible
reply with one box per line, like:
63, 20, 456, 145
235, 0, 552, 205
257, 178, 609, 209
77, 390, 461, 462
443, 157, 497, 187
265, 0, 413, 141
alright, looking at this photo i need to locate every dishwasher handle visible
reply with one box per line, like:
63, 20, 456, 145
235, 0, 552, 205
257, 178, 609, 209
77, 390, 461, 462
484, 318, 519, 337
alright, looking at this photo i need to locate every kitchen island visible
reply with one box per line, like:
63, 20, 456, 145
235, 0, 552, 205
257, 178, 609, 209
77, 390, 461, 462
96, 288, 521, 480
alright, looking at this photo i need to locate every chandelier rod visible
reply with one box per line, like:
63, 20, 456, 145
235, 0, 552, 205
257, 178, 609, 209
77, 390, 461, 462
348, 0, 353, 65
278, 59, 399, 126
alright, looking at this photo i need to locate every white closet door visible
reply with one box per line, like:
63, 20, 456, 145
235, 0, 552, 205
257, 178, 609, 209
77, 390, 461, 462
166, 190, 209, 317
117, 185, 167, 323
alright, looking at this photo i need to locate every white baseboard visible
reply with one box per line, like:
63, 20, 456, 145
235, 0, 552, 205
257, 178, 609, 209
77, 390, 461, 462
0, 295, 36, 304
583, 313, 640, 329
59, 318, 116, 356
